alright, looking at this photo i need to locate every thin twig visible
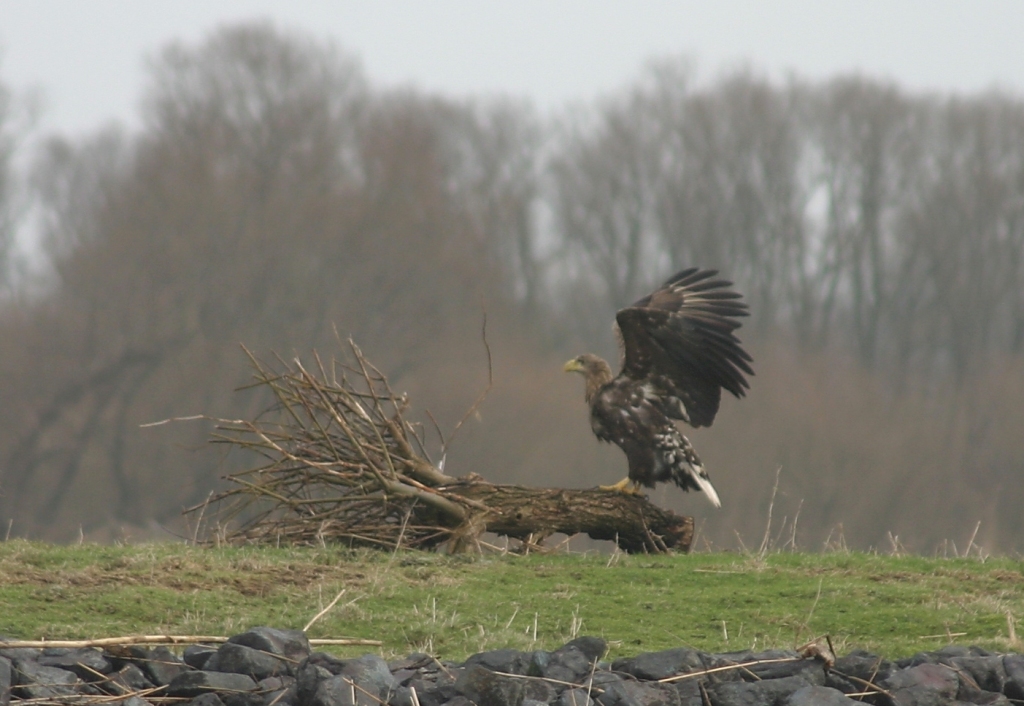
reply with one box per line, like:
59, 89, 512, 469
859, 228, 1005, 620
1, 635, 381, 648
758, 466, 782, 558
441, 313, 493, 455
303, 588, 347, 632
658, 657, 801, 684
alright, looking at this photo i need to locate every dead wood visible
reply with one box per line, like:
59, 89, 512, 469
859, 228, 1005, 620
184, 342, 692, 554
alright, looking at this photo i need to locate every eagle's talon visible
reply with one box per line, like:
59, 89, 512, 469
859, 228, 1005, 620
598, 478, 644, 495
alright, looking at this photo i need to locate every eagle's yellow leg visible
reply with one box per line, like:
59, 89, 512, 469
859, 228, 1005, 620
599, 477, 643, 495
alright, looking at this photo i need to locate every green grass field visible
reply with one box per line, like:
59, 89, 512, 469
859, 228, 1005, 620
1, 540, 1022, 662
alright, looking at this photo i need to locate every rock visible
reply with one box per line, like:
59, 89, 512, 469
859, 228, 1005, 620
881, 662, 959, 705
227, 627, 311, 663
339, 654, 397, 700
257, 675, 297, 705
401, 679, 458, 706
166, 670, 258, 698
184, 645, 219, 670
559, 687, 597, 706
443, 698, 475, 706
209, 642, 290, 680
388, 653, 435, 673
187, 693, 226, 706
708, 674, 814, 706
37, 647, 113, 679
0, 656, 11, 706
295, 661, 334, 704
563, 637, 609, 663
949, 655, 1007, 694
596, 680, 682, 706
11, 660, 81, 699
106, 662, 155, 694
612, 646, 707, 681
463, 648, 533, 675
309, 674, 368, 706
304, 652, 350, 675
119, 696, 155, 706
303, 655, 397, 706
1004, 654, 1024, 700
117, 645, 188, 686
454, 664, 525, 706
784, 685, 862, 705
832, 649, 897, 688
0, 638, 39, 664
540, 637, 607, 683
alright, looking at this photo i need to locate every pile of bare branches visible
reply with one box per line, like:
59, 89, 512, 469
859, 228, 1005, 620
186, 342, 479, 550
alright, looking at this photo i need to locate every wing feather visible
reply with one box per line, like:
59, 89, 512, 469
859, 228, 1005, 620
615, 268, 753, 428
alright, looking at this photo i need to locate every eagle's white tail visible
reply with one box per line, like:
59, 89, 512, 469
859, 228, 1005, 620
691, 469, 722, 508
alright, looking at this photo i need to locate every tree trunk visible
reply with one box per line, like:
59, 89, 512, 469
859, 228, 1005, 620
444, 481, 693, 554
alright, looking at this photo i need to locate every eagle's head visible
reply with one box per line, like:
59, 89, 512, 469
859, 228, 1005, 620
564, 353, 613, 403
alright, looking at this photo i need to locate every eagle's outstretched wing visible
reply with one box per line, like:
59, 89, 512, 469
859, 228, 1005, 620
615, 268, 753, 428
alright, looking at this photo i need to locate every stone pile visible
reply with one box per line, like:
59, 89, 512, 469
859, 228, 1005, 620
4, 626, 1024, 705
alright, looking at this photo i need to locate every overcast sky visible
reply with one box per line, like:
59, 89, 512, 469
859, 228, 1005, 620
2, 1, 1024, 138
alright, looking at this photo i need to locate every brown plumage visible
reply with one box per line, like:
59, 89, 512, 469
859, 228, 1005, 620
564, 267, 753, 507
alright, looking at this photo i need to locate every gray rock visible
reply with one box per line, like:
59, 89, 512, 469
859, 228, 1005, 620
454, 664, 525, 706
442, 698, 475, 706
881, 662, 959, 705
561, 637, 608, 662
541, 637, 607, 683
559, 687, 597, 706
139, 645, 189, 686
38, 647, 112, 679
596, 680, 682, 706
1004, 654, 1024, 701
187, 693, 226, 706
11, 660, 81, 699
708, 674, 813, 706
106, 663, 155, 695
228, 628, 310, 664
612, 647, 707, 681
210, 642, 290, 680
463, 647, 533, 675
295, 661, 334, 704
949, 655, 1007, 694
119, 696, 155, 706
303, 655, 396, 706
397, 679, 457, 706
387, 653, 434, 672
309, 674, 368, 706
184, 645, 218, 670
0, 656, 11, 706
340, 654, 398, 700
784, 685, 862, 705
166, 670, 258, 698
0, 638, 39, 664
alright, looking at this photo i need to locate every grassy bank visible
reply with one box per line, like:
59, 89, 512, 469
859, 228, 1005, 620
1, 541, 1022, 661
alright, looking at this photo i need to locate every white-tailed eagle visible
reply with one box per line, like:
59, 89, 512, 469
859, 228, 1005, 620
564, 268, 753, 507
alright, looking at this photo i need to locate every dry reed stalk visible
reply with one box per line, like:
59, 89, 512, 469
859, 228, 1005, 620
2, 635, 381, 648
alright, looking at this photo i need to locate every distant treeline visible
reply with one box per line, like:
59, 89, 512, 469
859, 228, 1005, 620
0, 23, 1021, 551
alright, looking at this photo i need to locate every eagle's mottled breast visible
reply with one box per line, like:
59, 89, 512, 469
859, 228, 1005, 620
590, 379, 660, 448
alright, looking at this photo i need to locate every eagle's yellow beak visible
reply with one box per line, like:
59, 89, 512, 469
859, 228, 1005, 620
563, 358, 583, 373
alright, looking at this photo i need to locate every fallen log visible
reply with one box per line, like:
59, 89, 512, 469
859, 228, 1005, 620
447, 482, 692, 553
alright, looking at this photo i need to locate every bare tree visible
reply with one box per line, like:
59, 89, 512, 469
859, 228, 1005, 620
550, 84, 667, 316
